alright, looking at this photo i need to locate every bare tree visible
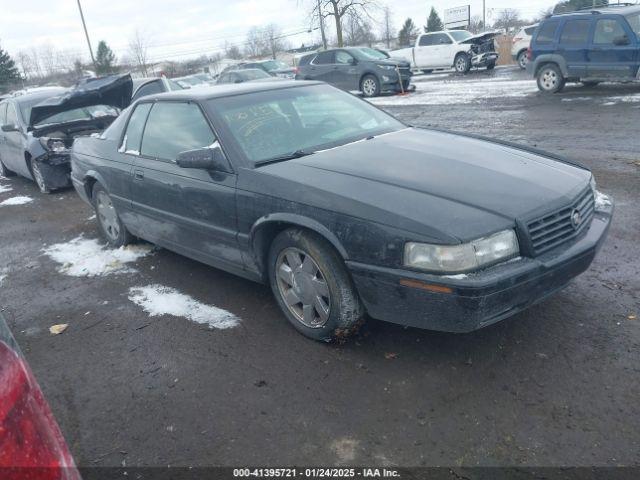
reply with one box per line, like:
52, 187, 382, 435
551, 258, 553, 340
263, 23, 286, 59
381, 5, 393, 48
224, 41, 243, 60
468, 15, 485, 34
245, 26, 267, 58
492, 8, 523, 33
344, 12, 375, 47
16, 51, 33, 80
310, 0, 379, 47
40, 44, 57, 76
128, 29, 150, 77
29, 46, 43, 78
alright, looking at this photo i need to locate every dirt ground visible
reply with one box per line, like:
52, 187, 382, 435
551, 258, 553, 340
0, 66, 638, 468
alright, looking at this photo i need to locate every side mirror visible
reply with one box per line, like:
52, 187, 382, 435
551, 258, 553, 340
613, 35, 630, 46
1, 124, 19, 133
176, 145, 231, 172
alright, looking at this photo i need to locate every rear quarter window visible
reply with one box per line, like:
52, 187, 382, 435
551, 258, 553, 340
536, 20, 560, 44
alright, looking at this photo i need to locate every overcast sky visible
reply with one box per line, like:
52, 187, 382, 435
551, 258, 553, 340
0, 0, 557, 64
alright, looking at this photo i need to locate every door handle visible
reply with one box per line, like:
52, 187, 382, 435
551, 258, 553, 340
134, 169, 144, 180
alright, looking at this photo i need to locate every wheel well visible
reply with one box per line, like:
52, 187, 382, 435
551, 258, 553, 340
359, 72, 378, 88
535, 61, 559, 77
252, 221, 345, 282
84, 176, 98, 201
517, 48, 528, 57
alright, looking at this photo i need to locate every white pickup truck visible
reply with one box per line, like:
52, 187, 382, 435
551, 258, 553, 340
391, 30, 500, 74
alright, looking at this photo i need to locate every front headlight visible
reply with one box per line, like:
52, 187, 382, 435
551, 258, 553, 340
404, 230, 519, 273
39, 137, 67, 153
378, 64, 396, 70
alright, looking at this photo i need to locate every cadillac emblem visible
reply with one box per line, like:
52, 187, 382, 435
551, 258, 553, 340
571, 209, 582, 229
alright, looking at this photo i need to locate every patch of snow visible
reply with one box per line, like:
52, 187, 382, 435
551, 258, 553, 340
124, 150, 140, 155
128, 284, 239, 330
0, 274, 6, 286
367, 78, 537, 106
602, 101, 616, 106
0, 196, 33, 206
561, 97, 592, 102
595, 190, 612, 210
0, 184, 12, 194
43, 236, 154, 277
87, 214, 96, 220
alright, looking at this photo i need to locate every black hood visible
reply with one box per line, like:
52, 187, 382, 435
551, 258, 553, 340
460, 31, 501, 45
29, 73, 133, 127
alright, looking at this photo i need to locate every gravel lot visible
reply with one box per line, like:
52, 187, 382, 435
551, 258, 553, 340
1, 66, 639, 468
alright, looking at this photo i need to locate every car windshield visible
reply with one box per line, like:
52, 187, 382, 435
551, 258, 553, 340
32, 105, 119, 127
209, 84, 405, 164
449, 30, 473, 42
262, 60, 290, 71
626, 13, 640, 36
352, 48, 389, 60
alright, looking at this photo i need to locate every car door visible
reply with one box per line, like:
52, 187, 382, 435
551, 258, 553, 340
307, 51, 336, 82
130, 101, 242, 267
558, 18, 592, 78
2, 102, 27, 176
414, 34, 438, 68
588, 16, 638, 79
332, 50, 358, 90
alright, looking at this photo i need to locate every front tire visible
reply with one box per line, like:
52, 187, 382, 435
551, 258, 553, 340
268, 228, 365, 342
92, 183, 132, 248
29, 159, 51, 194
537, 63, 565, 93
454, 53, 471, 74
517, 50, 528, 70
360, 74, 380, 98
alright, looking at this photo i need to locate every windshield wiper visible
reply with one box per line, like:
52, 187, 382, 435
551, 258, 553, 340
255, 149, 315, 166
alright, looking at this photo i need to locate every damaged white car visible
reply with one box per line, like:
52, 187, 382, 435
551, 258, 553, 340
0, 74, 132, 193
391, 30, 500, 74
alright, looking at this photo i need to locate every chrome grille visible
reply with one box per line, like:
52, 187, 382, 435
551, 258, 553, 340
527, 189, 595, 255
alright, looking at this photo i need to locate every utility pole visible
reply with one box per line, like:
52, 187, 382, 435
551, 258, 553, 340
77, 0, 96, 68
317, 0, 328, 50
483, 0, 486, 31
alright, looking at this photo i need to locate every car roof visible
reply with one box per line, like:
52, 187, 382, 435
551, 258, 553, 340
547, 4, 640, 18
10, 88, 68, 104
138, 80, 323, 102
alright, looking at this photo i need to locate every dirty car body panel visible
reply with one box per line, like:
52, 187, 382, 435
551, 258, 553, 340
70, 81, 613, 333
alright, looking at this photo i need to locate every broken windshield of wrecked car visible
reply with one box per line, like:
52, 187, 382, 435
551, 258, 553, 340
208, 84, 405, 164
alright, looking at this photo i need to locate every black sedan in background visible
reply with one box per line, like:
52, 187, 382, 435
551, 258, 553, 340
70, 81, 612, 341
296, 47, 413, 97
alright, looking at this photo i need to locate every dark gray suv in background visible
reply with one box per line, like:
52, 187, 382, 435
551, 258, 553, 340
296, 47, 412, 97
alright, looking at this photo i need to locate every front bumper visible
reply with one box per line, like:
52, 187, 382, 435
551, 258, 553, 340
380, 71, 413, 93
471, 52, 499, 67
347, 206, 613, 333
33, 154, 72, 190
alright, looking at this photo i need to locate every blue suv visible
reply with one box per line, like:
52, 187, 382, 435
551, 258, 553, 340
528, 4, 640, 93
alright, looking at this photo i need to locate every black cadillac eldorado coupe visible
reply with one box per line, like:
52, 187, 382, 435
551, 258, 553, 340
70, 81, 613, 341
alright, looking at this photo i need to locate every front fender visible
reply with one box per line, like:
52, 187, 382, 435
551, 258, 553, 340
82, 169, 108, 200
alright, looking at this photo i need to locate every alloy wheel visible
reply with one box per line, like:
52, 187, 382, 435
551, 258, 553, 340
275, 247, 331, 328
31, 161, 48, 193
455, 56, 467, 73
96, 191, 121, 241
362, 78, 377, 97
540, 69, 558, 91
518, 53, 528, 69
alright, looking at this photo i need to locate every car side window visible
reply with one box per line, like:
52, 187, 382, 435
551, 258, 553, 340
560, 19, 591, 45
133, 80, 163, 101
0, 103, 7, 124
594, 19, 626, 44
122, 103, 152, 154
335, 51, 354, 64
419, 35, 435, 46
434, 33, 452, 44
313, 51, 335, 65
536, 21, 559, 44
141, 102, 215, 161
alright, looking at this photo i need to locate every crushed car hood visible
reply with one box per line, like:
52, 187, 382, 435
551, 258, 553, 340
459, 31, 501, 44
253, 128, 591, 242
29, 73, 132, 127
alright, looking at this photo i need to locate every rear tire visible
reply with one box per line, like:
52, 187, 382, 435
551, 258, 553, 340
268, 228, 365, 342
0, 157, 15, 177
454, 53, 471, 74
537, 63, 565, 93
92, 183, 132, 248
360, 74, 380, 98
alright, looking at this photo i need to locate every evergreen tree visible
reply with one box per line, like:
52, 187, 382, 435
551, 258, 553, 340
0, 44, 20, 92
425, 7, 444, 33
95, 40, 116, 75
399, 18, 418, 47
